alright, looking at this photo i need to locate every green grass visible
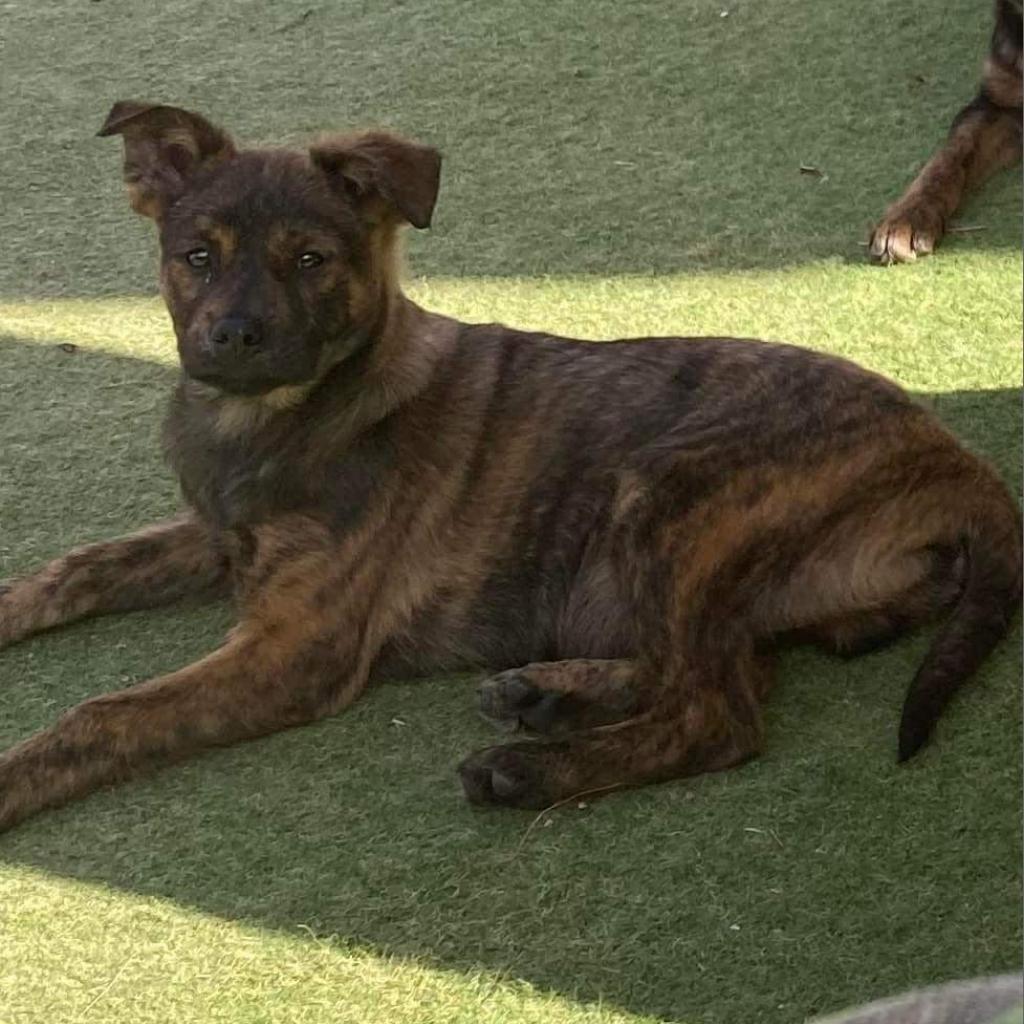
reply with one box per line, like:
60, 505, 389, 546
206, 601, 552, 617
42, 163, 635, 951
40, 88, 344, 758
0, 1, 1021, 1022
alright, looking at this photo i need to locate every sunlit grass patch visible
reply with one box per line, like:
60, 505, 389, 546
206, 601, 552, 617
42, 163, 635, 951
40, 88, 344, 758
2, 865, 649, 1024
3, 246, 1020, 390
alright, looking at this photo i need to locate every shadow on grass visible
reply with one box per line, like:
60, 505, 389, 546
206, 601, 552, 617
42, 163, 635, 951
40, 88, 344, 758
1, 337, 1021, 1023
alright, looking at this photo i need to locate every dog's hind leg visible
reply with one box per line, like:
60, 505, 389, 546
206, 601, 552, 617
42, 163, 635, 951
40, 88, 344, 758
804, 545, 967, 659
0, 513, 228, 650
460, 489, 778, 808
459, 435, 1021, 808
460, 637, 771, 809
758, 452, 1020, 761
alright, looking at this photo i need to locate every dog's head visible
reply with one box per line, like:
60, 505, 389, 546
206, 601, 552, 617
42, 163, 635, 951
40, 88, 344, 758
99, 102, 441, 397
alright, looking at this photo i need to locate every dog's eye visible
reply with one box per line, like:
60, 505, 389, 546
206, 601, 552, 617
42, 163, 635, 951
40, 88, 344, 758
297, 251, 325, 270
186, 248, 211, 269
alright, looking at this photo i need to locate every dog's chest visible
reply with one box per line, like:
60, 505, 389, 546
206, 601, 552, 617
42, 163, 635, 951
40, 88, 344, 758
168, 431, 300, 529
162, 395, 394, 534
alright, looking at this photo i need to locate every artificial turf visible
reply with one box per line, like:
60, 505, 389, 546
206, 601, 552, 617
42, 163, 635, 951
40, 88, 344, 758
0, 1, 1021, 1022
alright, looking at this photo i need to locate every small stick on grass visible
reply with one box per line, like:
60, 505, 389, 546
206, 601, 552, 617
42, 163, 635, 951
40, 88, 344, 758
516, 783, 625, 852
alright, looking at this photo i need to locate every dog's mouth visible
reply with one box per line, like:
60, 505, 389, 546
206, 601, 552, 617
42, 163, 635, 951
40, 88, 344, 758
180, 328, 370, 400
185, 367, 300, 396
181, 347, 322, 397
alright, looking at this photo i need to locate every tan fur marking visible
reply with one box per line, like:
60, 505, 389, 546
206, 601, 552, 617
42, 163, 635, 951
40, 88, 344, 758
983, 56, 1024, 107
212, 385, 314, 438
196, 216, 238, 266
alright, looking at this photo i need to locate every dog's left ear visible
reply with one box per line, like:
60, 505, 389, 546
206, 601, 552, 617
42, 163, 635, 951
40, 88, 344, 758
98, 101, 236, 220
310, 131, 441, 229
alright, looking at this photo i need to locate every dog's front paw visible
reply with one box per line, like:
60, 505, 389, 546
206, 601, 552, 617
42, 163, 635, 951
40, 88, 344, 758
458, 743, 566, 809
868, 199, 945, 264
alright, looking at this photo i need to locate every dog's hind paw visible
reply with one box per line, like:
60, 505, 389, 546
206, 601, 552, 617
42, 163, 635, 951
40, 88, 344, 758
458, 743, 562, 808
477, 669, 571, 734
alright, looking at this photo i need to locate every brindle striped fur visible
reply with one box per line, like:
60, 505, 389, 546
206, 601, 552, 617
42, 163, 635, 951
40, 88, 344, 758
870, 0, 1022, 263
0, 102, 1019, 831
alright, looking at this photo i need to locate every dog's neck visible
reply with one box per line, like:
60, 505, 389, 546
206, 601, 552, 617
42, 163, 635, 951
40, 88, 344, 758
364, 291, 458, 415
184, 289, 457, 442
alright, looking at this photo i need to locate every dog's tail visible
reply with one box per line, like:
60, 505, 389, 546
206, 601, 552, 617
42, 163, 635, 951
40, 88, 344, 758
898, 467, 1022, 761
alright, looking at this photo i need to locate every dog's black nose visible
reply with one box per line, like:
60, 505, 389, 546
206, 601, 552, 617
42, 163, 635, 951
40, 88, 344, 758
209, 316, 262, 354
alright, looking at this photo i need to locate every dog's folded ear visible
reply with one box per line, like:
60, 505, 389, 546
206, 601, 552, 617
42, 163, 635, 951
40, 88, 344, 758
98, 101, 236, 220
309, 132, 441, 229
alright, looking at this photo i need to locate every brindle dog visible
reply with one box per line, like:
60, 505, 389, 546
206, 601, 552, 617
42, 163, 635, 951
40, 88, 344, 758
0, 102, 1019, 832
870, 0, 1023, 263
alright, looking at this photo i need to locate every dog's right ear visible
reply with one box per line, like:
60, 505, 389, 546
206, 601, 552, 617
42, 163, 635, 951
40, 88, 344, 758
310, 131, 441, 230
97, 101, 236, 220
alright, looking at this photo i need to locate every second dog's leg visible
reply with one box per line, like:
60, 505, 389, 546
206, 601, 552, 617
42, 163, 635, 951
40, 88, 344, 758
869, 10, 1023, 272
0, 514, 228, 649
869, 94, 1021, 264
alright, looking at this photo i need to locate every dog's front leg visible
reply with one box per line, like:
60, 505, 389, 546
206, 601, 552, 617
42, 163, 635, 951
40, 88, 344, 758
0, 614, 368, 832
0, 513, 228, 649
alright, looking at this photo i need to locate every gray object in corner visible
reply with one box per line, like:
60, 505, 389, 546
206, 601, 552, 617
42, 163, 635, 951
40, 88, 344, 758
811, 975, 1023, 1024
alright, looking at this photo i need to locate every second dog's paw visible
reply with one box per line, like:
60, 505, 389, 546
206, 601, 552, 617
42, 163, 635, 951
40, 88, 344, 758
868, 200, 945, 264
